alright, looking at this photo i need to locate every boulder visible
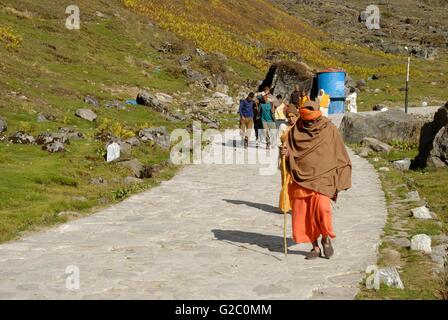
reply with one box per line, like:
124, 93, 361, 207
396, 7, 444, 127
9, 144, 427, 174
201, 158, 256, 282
361, 137, 392, 153
136, 90, 167, 113
258, 60, 314, 99
123, 176, 144, 185
84, 95, 99, 107
410, 234, 432, 253
155, 93, 174, 105
118, 159, 150, 179
411, 206, 433, 220
36, 132, 70, 145
37, 114, 55, 122
182, 68, 205, 84
412, 103, 448, 169
427, 125, 448, 167
340, 110, 427, 144
138, 127, 170, 149
75, 109, 97, 122
0, 117, 7, 133
59, 128, 84, 140
406, 191, 421, 202
105, 100, 126, 110
393, 159, 411, 171
125, 137, 140, 147
378, 267, 404, 290
9, 132, 35, 144
42, 141, 65, 153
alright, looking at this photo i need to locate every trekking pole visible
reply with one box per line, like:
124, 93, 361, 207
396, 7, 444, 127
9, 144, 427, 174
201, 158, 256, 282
281, 155, 288, 257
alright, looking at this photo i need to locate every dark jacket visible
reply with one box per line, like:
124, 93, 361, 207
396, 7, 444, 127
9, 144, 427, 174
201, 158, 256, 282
239, 99, 254, 118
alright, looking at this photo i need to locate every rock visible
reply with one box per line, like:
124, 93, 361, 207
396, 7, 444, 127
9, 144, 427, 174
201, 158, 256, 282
372, 104, 388, 111
357, 146, 371, 157
215, 84, 229, 94
123, 176, 144, 185
411, 206, 433, 219
106, 142, 121, 162
393, 159, 411, 171
154, 93, 174, 105
36, 132, 69, 145
158, 42, 173, 53
361, 137, 393, 153
89, 177, 106, 185
37, 114, 55, 122
59, 127, 84, 140
42, 141, 65, 153
138, 127, 170, 149
0, 117, 6, 133
125, 137, 140, 147
379, 167, 390, 172
105, 100, 126, 110
136, 90, 167, 113
378, 267, 404, 290
257, 60, 314, 100
84, 95, 99, 107
182, 68, 205, 84
9, 132, 35, 144
427, 125, 448, 167
117, 140, 132, 158
410, 234, 432, 253
412, 103, 448, 169
95, 11, 107, 18
179, 55, 192, 66
340, 110, 427, 144
75, 109, 97, 122
406, 191, 421, 202
387, 237, 411, 248
118, 159, 151, 179
382, 249, 402, 265
191, 112, 219, 129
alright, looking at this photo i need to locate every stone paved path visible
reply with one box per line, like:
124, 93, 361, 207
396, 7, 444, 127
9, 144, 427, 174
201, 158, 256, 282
0, 120, 388, 300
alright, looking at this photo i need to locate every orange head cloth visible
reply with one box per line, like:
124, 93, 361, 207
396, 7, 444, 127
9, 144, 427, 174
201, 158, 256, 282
299, 101, 322, 121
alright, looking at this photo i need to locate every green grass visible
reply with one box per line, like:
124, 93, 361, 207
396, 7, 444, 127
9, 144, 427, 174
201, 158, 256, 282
354, 145, 447, 300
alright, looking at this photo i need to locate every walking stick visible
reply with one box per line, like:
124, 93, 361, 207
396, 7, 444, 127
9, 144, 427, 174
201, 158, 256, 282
281, 155, 288, 257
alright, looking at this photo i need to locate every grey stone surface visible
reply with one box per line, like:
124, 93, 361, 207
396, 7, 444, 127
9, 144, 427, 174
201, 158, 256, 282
8, 132, 35, 144
378, 267, 404, 289
411, 234, 432, 253
361, 137, 392, 153
411, 206, 433, 220
393, 159, 411, 171
0, 127, 387, 299
75, 109, 97, 122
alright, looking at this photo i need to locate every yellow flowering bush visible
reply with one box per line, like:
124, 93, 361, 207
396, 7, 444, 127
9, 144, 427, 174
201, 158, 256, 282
0, 26, 22, 49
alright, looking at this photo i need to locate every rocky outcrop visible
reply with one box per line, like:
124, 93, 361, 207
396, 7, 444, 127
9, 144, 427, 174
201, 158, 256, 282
340, 109, 427, 144
136, 90, 167, 113
9, 132, 35, 144
258, 60, 314, 99
412, 103, 448, 169
138, 127, 170, 149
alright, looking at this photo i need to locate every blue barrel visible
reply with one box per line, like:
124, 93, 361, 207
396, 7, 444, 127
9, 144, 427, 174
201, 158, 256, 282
317, 69, 346, 114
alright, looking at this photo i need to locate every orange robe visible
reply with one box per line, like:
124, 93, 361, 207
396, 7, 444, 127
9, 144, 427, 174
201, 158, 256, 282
288, 182, 336, 244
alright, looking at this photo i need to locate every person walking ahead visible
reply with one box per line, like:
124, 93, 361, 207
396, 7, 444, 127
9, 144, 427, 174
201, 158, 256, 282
281, 101, 352, 260
259, 94, 276, 149
239, 93, 255, 148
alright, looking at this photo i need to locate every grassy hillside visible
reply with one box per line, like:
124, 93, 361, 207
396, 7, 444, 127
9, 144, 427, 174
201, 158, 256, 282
0, 0, 447, 243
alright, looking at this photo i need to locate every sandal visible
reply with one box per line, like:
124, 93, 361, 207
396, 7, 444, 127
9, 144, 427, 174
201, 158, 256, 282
305, 248, 321, 260
321, 238, 334, 259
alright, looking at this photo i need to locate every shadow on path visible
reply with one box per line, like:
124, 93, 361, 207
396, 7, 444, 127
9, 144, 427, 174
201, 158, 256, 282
212, 229, 308, 257
223, 199, 281, 214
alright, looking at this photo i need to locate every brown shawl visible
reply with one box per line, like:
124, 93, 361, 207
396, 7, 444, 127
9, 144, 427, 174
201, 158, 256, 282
285, 117, 352, 199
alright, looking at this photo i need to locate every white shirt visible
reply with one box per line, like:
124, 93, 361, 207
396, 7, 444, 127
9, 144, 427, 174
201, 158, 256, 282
346, 92, 357, 113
